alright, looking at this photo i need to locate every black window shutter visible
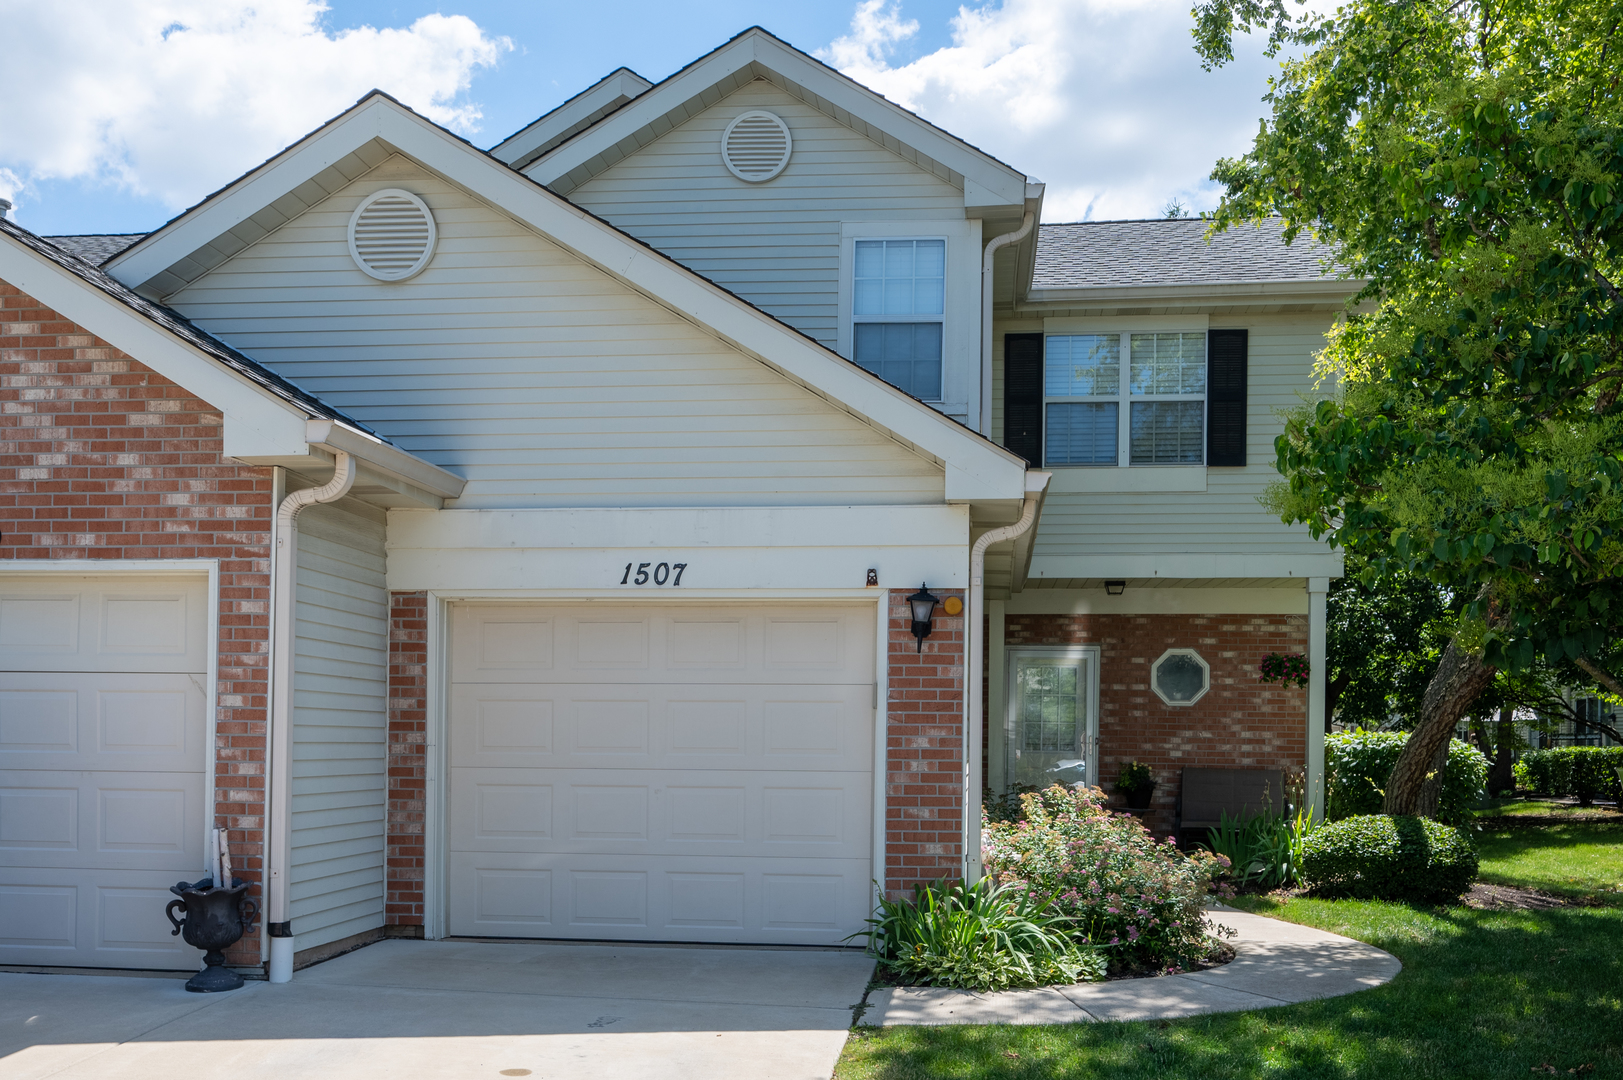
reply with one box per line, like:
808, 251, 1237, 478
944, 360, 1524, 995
1004, 333, 1044, 466
1207, 329, 1248, 467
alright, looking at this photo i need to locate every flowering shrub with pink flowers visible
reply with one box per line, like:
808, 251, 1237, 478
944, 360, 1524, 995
982, 784, 1229, 972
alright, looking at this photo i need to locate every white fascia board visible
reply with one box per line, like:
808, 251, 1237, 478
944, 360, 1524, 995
526, 31, 1027, 207
385, 504, 971, 592
98, 96, 1026, 496
105, 103, 391, 290
0, 235, 309, 458
1007, 586, 1309, 616
1029, 552, 1346, 580
1022, 278, 1363, 309
491, 69, 653, 167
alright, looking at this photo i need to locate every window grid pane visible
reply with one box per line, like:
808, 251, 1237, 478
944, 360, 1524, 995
1045, 334, 1120, 397
1130, 332, 1206, 395
854, 322, 943, 399
854, 239, 946, 317
1131, 401, 1205, 464
1046, 402, 1118, 465
1020, 664, 1079, 752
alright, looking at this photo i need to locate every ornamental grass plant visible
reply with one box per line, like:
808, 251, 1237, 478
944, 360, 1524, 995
982, 785, 1228, 972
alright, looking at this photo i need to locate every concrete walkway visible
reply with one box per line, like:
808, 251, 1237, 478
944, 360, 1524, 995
864, 906, 1401, 1025
1, 939, 873, 1080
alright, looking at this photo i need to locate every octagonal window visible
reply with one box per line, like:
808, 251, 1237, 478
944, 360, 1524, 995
1151, 648, 1209, 706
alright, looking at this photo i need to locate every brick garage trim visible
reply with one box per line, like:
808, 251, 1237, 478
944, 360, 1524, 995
2, 277, 275, 963
885, 586, 966, 898
1003, 613, 1309, 835
387, 591, 429, 924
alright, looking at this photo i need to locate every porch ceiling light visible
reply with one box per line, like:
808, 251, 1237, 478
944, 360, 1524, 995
907, 583, 940, 652
1105, 580, 1127, 596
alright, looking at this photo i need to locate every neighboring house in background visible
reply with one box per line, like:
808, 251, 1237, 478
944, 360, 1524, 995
0, 27, 1351, 978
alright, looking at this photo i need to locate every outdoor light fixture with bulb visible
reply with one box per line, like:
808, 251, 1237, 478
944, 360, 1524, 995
907, 583, 940, 652
1105, 580, 1127, 596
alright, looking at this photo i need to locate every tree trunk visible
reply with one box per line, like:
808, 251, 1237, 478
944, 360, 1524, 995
1490, 706, 1516, 794
1382, 636, 1497, 817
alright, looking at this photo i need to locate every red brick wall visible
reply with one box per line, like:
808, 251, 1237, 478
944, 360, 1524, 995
386, 591, 429, 925
1, 280, 275, 959
885, 587, 966, 898
1004, 612, 1308, 834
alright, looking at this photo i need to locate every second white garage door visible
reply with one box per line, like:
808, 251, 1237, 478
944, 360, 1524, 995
448, 602, 875, 945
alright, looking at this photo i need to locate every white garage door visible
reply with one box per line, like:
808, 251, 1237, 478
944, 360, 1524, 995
448, 603, 876, 945
0, 575, 207, 970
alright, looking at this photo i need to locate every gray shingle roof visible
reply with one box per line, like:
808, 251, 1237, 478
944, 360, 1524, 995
1032, 218, 1338, 289
43, 233, 147, 265
2, 218, 371, 434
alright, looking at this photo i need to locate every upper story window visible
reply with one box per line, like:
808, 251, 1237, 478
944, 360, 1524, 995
1044, 331, 1206, 466
852, 239, 945, 400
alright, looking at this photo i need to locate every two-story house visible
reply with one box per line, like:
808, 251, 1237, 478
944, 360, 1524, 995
0, 27, 1347, 979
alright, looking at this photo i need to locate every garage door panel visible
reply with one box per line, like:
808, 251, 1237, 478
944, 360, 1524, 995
451, 766, 871, 859
451, 683, 873, 772
0, 673, 205, 773
0, 770, 204, 871
0, 869, 204, 969
452, 606, 874, 685
448, 851, 873, 943
0, 576, 208, 673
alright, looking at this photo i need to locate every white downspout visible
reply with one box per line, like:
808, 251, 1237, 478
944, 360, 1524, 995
963, 474, 1047, 882
979, 212, 1035, 437
266, 451, 355, 983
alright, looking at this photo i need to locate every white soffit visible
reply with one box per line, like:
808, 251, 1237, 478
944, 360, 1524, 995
100, 95, 1029, 503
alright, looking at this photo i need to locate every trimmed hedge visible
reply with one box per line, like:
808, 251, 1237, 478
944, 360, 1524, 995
1301, 814, 1479, 903
1326, 730, 1489, 825
1516, 747, 1623, 804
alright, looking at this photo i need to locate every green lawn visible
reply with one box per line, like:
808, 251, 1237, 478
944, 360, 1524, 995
836, 824, 1623, 1080
1475, 795, 1623, 823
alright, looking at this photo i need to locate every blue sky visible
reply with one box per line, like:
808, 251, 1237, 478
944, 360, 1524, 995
0, 0, 1289, 237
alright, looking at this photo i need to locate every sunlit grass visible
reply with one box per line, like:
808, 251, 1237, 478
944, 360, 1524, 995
1475, 821, 1623, 902
835, 824, 1623, 1080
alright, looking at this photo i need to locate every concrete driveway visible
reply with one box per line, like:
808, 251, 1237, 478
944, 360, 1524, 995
0, 939, 875, 1080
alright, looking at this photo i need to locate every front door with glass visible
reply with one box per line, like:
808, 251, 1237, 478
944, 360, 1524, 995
1005, 647, 1100, 791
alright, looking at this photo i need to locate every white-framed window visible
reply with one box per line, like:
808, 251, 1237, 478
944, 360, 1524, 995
1045, 331, 1206, 466
851, 238, 945, 401
1150, 648, 1210, 706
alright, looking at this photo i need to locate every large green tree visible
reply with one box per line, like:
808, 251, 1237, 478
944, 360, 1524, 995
1193, 0, 1623, 815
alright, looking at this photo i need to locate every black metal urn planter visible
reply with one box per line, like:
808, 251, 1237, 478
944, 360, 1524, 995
166, 878, 259, 992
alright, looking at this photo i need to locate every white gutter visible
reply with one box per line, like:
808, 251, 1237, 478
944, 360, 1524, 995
963, 471, 1049, 881
265, 448, 356, 983
979, 212, 1035, 436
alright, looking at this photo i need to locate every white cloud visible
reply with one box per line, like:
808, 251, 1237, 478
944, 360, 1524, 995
820, 0, 1288, 221
0, 0, 510, 213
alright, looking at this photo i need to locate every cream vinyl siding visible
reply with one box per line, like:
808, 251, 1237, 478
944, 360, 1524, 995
166, 157, 943, 510
290, 498, 389, 950
564, 80, 966, 350
1001, 314, 1336, 557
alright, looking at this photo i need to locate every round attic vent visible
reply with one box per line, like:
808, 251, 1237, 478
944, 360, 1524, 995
721, 111, 793, 182
347, 189, 437, 281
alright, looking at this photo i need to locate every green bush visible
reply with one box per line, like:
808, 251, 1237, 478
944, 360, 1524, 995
850, 877, 1105, 991
1517, 747, 1623, 805
1206, 806, 1316, 888
983, 785, 1226, 971
1301, 814, 1479, 903
1326, 730, 1489, 825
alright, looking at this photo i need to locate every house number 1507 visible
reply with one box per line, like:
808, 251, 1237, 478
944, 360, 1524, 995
620, 562, 688, 586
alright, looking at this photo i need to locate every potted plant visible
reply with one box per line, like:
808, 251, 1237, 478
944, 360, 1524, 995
1115, 760, 1157, 810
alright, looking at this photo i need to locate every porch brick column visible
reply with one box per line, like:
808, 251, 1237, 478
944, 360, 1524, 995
387, 591, 429, 925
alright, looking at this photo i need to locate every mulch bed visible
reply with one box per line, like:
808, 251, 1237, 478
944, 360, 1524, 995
1463, 883, 1599, 910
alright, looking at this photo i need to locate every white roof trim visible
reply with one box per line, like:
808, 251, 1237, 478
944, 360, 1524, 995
0, 231, 311, 459
491, 68, 653, 170
523, 29, 1029, 209
103, 95, 1028, 502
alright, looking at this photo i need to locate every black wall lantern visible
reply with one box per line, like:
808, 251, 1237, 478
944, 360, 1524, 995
907, 583, 940, 652
1104, 580, 1127, 596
